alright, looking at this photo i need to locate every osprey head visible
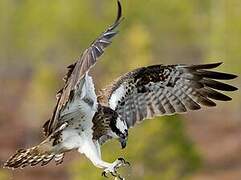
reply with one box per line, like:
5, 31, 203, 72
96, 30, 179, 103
111, 116, 128, 149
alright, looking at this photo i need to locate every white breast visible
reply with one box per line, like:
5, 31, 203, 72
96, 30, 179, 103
59, 73, 98, 143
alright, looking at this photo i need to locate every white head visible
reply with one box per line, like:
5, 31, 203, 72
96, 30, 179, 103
116, 117, 128, 134
110, 117, 128, 149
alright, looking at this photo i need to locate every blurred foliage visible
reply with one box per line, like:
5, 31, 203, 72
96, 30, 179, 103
0, 170, 8, 180
0, 0, 240, 179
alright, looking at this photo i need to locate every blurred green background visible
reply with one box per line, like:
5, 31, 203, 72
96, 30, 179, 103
0, 0, 240, 180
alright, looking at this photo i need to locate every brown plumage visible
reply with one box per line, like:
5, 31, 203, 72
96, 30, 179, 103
99, 62, 238, 128
3, 133, 65, 169
4, 1, 123, 170
3, 1, 238, 178
43, 0, 123, 136
92, 105, 119, 144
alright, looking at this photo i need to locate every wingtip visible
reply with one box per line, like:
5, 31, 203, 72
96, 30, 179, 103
230, 74, 238, 79
189, 62, 224, 70
232, 86, 239, 91
116, 0, 122, 22
212, 62, 238, 80
226, 97, 232, 101
216, 62, 223, 66
107, 0, 123, 32
208, 62, 223, 68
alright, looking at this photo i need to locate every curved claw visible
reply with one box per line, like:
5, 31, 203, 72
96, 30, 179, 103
111, 171, 118, 177
125, 161, 130, 166
118, 157, 130, 166
117, 157, 125, 162
101, 171, 109, 178
102, 168, 119, 178
102, 158, 129, 179
117, 174, 125, 180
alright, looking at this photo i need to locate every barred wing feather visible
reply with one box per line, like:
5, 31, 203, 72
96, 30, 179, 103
43, 1, 123, 136
100, 62, 238, 128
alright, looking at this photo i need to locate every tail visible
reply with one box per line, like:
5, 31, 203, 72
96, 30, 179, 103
3, 139, 65, 169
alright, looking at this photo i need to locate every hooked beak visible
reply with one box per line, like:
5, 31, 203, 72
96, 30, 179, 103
119, 137, 127, 149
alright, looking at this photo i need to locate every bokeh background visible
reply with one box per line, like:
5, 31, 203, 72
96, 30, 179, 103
0, 0, 241, 179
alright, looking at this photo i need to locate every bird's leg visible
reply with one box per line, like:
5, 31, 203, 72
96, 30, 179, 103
78, 139, 130, 179
102, 157, 130, 180
78, 139, 111, 169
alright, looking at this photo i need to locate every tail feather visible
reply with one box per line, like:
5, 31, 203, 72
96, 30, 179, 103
54, 153, 65, 165
3, 142, 64, 169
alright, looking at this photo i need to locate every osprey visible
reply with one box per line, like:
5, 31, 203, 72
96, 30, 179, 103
4, 1, 238, 179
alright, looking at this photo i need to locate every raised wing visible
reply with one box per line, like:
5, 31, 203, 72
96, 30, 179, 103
99, 62, 238, 128
43, 0, 123, 136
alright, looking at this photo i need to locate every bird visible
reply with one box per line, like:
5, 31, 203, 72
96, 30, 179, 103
3, 1, 238, 179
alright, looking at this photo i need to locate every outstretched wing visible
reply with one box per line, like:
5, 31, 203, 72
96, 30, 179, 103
43, 0, 123, 136
99, 62, 238, 128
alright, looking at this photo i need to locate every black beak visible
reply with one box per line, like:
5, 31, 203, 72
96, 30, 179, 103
120, 138, 127, 149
